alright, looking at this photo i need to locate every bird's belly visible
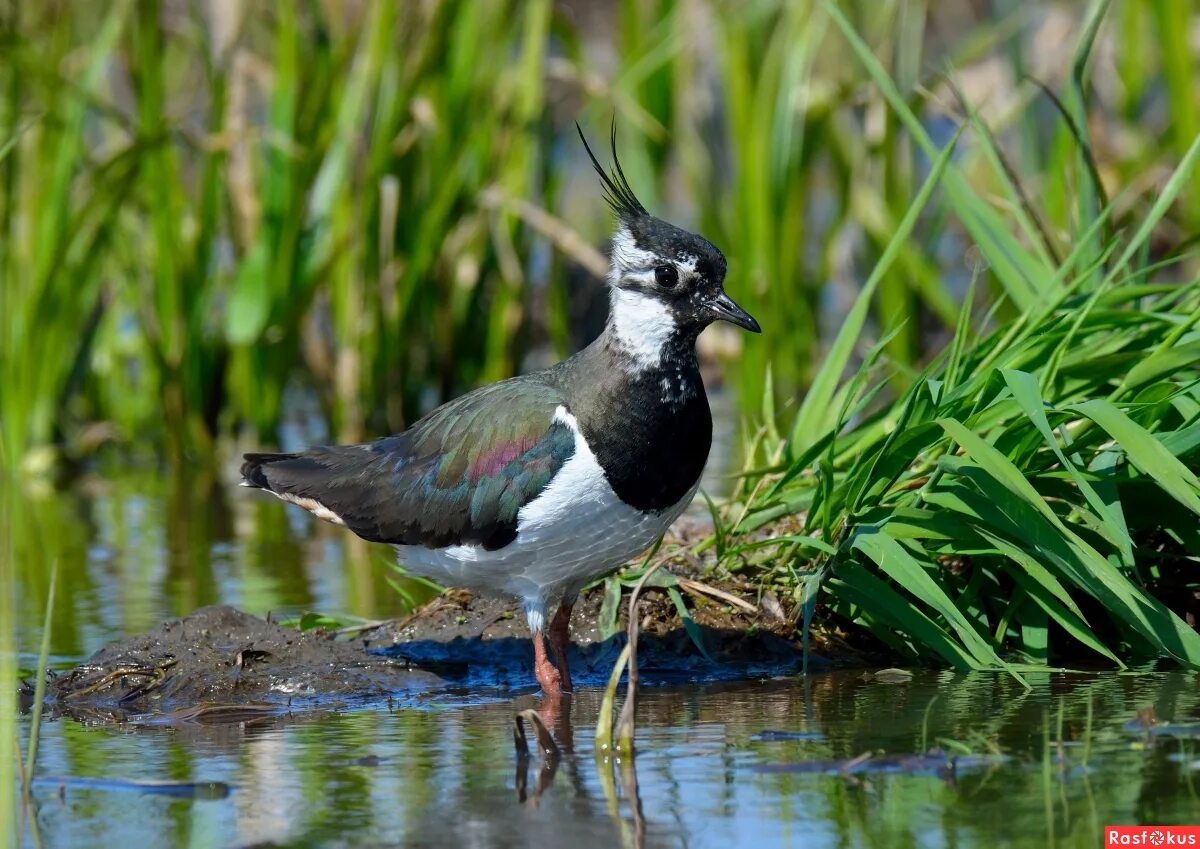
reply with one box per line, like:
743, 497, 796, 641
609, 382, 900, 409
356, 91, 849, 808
393, 441, 697, 605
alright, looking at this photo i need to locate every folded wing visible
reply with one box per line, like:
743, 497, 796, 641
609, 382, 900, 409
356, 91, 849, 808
241, 378, 575, 550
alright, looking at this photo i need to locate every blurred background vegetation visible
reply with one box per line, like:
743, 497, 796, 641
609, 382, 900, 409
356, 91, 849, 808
2, 0, 1200, 679
1, 0, 1196, 474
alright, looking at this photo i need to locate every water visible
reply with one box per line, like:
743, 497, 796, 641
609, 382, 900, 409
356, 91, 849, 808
20, 672, 1200, 847
11, 474, 1200, 847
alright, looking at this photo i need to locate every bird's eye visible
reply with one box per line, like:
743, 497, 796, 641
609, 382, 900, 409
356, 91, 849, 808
654, 265, 679, 288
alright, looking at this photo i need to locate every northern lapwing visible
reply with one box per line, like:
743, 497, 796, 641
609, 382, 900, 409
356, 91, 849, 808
240, 127, 760, 699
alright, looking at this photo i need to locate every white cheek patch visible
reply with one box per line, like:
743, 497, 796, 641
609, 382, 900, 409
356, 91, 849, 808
609, 288, 676, 368
609, 226, 658, 284
622, 268, 658, 286
611, 229, 702, 288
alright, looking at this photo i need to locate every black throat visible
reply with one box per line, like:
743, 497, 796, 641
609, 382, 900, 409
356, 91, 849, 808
554, 330, 712, 512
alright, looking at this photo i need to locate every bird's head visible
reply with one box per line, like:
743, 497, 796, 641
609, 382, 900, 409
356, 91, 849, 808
578, 126, 760, 367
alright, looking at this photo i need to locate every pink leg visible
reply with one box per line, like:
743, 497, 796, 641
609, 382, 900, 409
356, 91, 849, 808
532, 628, 563, 697
548, 599, 574, 694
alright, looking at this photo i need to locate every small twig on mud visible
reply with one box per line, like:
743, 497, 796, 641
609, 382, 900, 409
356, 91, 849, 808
63, 658, 177, 700
332, 619, 400, 638
676, 578, 758, 615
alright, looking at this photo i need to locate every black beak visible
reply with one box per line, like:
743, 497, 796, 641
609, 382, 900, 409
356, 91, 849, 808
707, 290, 761, 333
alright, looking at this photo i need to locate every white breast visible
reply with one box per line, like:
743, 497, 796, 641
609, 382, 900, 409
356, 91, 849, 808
394, 406, 697, 630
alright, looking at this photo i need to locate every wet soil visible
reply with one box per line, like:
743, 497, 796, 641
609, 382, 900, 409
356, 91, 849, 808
40, 571, 833, 720
367, 582, 809, 689
41, 605, 444, 720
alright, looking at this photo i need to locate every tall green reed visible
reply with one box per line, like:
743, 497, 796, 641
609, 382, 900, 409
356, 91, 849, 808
1, 0, 1196, 475
0, 478, 17, 849
0, 2, 133, 468
717, 2, 1200, 668
2, 1, 564, 467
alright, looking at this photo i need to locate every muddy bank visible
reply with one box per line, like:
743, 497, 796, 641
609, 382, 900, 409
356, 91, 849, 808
365, 584, 809, 689
40, 576, 827, 721
41, 605, 444, 719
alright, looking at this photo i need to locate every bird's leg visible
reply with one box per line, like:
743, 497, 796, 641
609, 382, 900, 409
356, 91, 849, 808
532, 628, 563, 697
548, 598, 574, 694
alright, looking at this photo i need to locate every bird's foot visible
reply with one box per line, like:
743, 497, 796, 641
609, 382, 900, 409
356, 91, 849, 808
532, 629, 566, 698
529, 625, 575, 752
534, 653, 564, 696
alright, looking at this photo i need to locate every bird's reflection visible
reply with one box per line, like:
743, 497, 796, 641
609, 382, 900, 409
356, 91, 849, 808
515, 747, 559, 806
513, 695, 644, 848
513, 703, 563, 806
539, 692, 575, 754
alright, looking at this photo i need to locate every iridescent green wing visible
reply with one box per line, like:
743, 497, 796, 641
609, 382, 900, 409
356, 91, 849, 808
243, 376, 574, 550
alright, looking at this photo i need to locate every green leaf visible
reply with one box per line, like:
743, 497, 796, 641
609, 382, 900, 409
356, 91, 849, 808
932, 464, 1200, 667
936, 418, 1054, 520
1003, 369, 1133, 562
850, 526, 1007, 670
1068, 399, 1200, 517
1120, 340, 1200, 393
668, 587, 714, 662
797, 564, 827, 676
1159, 417, 1200, 459
789, 124, 962, 455
983, 534, 1122, 666
599, 576, 623, 641
830, 561, 980, 670
1020, 604, 1049, 665
294, 612, 345, 632
226, 243, 271, 344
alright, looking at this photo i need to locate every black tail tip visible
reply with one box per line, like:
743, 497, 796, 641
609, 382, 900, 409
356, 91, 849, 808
240, 452, 290, 490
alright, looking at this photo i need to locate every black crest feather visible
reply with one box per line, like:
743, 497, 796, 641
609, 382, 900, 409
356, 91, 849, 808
576, 121, 647, 221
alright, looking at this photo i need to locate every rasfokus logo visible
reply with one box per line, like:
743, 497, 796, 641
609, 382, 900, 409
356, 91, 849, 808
1106, 826, 1200, 845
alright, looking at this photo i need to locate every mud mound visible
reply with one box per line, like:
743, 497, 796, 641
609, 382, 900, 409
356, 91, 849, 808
364, 584, 808, 689
45, 605, 443, 718
38, 576, 821, 723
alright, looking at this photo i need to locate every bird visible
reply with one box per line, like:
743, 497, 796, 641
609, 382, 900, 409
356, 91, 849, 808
239, 126, 760, 700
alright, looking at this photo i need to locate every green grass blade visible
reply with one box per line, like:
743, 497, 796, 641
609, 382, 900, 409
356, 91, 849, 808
667, 587, 714, 662
595, 642, 631, 754
1103, 131, 1200, 283
23, 560, 56, 785
829, 562, 981, 670
1003, 369, 1133, 562
934, 457, 1200, 666
823, 0, 1053, 309
789, 125, 962, 454
851, 526, 1006, 669
1068, 399, 1200, 516
977, 529, 1122, 666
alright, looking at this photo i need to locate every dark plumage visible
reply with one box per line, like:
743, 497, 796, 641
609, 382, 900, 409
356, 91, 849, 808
241, 379, 574, 550
577, 123, 648, 220
241, 126, 760, 701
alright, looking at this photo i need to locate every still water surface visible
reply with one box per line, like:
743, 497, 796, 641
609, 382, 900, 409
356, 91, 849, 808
21, 670, 1200, 847
12, 472, 1200, 847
